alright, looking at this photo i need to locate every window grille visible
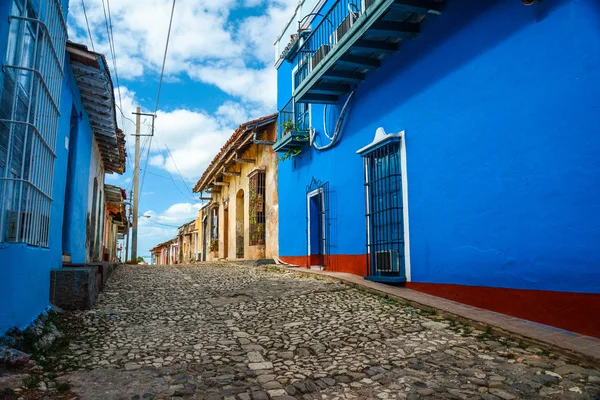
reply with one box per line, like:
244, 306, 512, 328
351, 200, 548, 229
211, 206, 218, 239
0, 0, 67, 246
249, 170, 266, 246
363, 141, 405, 280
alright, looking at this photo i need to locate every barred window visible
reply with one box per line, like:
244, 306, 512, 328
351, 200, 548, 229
0, 0, 67, 246
249, 169, 266, 246
211, 207, 218, 239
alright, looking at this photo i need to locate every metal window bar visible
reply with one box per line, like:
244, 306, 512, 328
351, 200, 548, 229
295, 0, 367, 89
0, 0, 67, 247
249, 171, 266, 246
363, 142, 405, 279
277, 97, 310, 141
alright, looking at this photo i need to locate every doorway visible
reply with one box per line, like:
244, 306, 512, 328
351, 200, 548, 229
62, 107, 79, 259
236, 189, 244, 259
223, 207, 229, 259
202, 217, 208, 261
306, 177, 329, 269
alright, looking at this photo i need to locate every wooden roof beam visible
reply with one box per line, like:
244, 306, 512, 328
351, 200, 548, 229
337, 55, 380, 69
322, 70, 366, 83
391, 0, 443, 15
366, 21, 420, 39
311, 83, 352, 95
235, 157, 255, 164
352, 39, 399, 53
222, 171, 241, 177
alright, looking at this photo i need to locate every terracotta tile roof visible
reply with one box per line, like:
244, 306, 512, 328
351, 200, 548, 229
193, 113, 277, 193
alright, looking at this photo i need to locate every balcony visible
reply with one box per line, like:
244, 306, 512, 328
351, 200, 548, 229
273, 98, 311, 152
293, 0, 443, 104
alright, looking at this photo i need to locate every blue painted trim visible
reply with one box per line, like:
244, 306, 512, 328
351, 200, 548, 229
365, 276, 407, 284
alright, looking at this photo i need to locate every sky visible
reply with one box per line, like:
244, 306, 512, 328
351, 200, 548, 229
66, 0, 298, 260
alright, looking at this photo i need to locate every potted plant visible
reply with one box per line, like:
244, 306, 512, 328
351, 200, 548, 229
257, 223, 265, 245
280, 119, 297, 137
209, 239, 218, 253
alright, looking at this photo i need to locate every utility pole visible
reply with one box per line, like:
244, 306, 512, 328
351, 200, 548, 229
131, 106, 141, 263
130, 108, 156, 264
125, 189, 132, 263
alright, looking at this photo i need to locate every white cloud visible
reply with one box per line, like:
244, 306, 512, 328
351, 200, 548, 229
67, 0, 298, 109
141, 202, 201, 225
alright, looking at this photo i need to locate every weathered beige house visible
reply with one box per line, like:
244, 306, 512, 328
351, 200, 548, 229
193, 114, 278, 261
177, 219, 197, 263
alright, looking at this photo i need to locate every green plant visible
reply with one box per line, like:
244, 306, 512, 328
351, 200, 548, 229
57, 382, 71, 391
280, 119, 297, 135
23, 375, 40, 388
209, 239, 218, 252
278, 147, 303, 162
461, 326, 473, 336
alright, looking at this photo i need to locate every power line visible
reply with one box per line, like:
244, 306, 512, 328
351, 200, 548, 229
143, 218, 184, 228
155, 0, 177, 114
144, 169, 195, 184
101, 0, 125, 134
156, 137, 197, 202
137, 0, 195, 204
80, 0, 95, 52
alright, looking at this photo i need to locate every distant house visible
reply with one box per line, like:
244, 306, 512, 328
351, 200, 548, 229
0, 0, 126, 333
273, 0, 600, 337
177, 219, 197, 263
150, 239, 173, 265
103, 184, 128, 262
193, 114, 278, 261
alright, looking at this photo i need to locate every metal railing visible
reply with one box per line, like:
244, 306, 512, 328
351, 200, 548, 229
296, 0, 373, 89
0, 0, 68, 247
276, 98, 311, 141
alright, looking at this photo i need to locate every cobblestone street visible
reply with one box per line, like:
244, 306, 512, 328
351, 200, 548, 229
52, 264, 600, 399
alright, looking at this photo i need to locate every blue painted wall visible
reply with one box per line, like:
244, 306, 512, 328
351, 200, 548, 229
277, 0, 600, 294
0, 0, 95, 334
61, 61, 93, 264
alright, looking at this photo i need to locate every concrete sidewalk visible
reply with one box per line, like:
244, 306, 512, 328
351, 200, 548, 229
281, 266, 600, 365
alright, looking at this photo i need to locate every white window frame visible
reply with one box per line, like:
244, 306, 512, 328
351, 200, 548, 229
306, 187, 325, 268
358, 128, 411, 281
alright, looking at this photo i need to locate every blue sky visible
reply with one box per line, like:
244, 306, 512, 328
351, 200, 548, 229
66, 0, 297, 260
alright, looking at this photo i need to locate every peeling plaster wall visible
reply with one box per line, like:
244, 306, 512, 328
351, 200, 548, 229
86, 138, 106, 262
206, 124, 279, 261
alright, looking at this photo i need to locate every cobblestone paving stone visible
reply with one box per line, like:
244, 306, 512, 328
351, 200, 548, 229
54, 264, 600, 400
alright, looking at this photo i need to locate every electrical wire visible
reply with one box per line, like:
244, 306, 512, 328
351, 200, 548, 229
80, 0, 95, 52
144, 169, 195, 184
148, 0, 197, 202
155, 0, 177, 114
156, 134, 196, 201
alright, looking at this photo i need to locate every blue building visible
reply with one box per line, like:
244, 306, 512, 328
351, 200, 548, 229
273, 0, 600, 337
0, 0, 126, 334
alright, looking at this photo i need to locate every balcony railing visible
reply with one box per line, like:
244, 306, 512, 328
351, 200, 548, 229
295, 0, 373, 91
290, 0, 440, 104
273, 98, 310, 152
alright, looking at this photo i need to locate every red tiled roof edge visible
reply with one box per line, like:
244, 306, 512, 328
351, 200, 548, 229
192, 113, 277, 193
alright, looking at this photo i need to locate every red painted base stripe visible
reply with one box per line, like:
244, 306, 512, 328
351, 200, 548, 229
279, 255, 367, 276
407, 282, 600, 339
